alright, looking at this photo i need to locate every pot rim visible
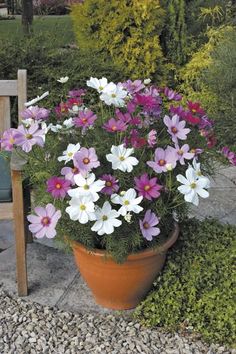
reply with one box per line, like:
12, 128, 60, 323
71, 222, 180, 261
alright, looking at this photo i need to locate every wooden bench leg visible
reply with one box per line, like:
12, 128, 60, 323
11, 170, 28, 296
23, 179, 33, 244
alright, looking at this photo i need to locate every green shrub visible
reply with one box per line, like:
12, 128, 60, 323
0, 32, 122, 124
71, 0, 167, 83
179, 25, 236, 148
135, 218, 236, 346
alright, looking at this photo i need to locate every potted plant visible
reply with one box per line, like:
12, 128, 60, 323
0, 77, 223, 309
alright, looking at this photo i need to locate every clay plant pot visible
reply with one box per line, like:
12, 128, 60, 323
72, 222, 180, 310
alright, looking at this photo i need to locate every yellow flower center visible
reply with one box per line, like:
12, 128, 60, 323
111, 93, 117, 98
143, 222, 149, 229
83, 184, 89, 190
9, 137, 15, 144
68, 152, 73, 157
111, 125, 117, 131
119, 156, 125, 161
41, 217, 50, 226
26, 134, 33, 139
102, 215, 108, 221
80, 204, 86, 211
83, 158, 90, 165
159, 159, 166, 166
55, 183, 62, 189
190, 182, 196, 189
144, 185, 151, 191
124, 200, 130, 205
105, 181, 112, 187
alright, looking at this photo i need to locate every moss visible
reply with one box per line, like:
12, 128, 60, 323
134, 218, 236, 346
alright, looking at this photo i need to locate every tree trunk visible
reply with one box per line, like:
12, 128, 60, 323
22, 0, 33, 35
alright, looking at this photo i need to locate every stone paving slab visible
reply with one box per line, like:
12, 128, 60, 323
0, 242, 78, 307
0, 220, 14, 251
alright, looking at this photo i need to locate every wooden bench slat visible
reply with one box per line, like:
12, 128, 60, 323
0, 80, 18, 96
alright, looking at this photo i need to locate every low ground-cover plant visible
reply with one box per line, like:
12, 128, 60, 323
134, 218, 236, 346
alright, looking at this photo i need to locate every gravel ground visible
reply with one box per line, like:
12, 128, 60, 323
0, 289, 234, 354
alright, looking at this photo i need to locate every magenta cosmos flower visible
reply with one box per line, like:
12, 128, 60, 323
27, 203, 61, 239
47, 176, 71, 199
139, 210, 160, 241
73, 147, 100, 176
134, 173, 162, 200
175, 144, 194, 165
61, 166, 80, 185
100, 174, 119, 195
164, 114, 191, 143
103, 118, 127, 133
14, 122, 45, 153
73, 109, 97, 129
147, 146, 177, 173
21, 106, 50, 121
0, 128, 18, 151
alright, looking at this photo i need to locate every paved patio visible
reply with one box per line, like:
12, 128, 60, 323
0, 165, 236, 314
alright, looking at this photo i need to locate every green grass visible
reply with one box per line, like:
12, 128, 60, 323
0, 16, 74, 48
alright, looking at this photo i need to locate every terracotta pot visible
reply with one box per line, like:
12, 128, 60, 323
72, 222, 180, 310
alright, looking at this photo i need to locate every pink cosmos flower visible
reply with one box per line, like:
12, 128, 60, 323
14, 122, 45, 153
21, 106, 50, 121
221, 147, 236, 166
0, 128, 18, 151
68, 88, 86, 98
147, 129, 157, 147
103, 118, 127, 133
163, 87, 182, 101
134, 173, 162, 200
175, 144, 194, 165
100, 174, 119, 195
73, 147, 100, 176
61, 166, 80, 185
198, 115, 214, 129
164, 114, 191, 143
139, 210, 160, 241
135, 94, 157, 110
73, 110, 97, 129
27, 203, 61, 239
122, 79, 145, 94
124, 129, 146, 149
47, 176, 71, 199
115, 109, 132, 124
147, 146, 177, 173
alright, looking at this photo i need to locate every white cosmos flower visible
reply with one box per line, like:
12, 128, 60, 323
57, 76, 69, 83
63, 118, 75, 128
191, 159, 211, 188
111, 188, 143, 216
48, 123, 62, 132
86, 77, 108, 93
66, 195, 96, 223
68, 173, 105, 202
106, 144, 139, 173
100, 82, 128, 107
144, 78, 151, 85
176, 167, 210, 206
91, 201, 122, 235
58, 143, 81, 164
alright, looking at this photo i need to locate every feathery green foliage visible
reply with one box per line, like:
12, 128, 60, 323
135, 218, 236, 346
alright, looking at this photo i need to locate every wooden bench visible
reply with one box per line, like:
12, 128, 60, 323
0, 70, 30, 296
